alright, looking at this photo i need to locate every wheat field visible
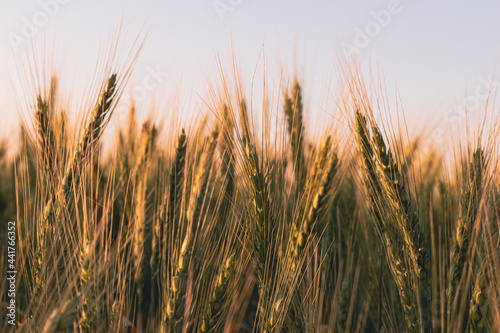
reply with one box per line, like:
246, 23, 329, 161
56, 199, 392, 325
0, 40, 499, 333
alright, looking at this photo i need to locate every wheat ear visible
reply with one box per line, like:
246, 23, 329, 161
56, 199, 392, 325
284, 80, 306, 191
79, 236, 96, 333
469, 259, 488, 333
290, 150, 338, 270
35, 96, 55, 176
199, 254, 235, 332
370, 124, 432, 330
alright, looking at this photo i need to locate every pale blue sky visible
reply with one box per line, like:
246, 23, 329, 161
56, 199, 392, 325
1, 1, 499, 138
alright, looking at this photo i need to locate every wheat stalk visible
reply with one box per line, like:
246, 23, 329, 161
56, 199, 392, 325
354, 109, 424, 332
166, 126, 219, 332
34, 74, 118, 308
370, 124, 431, 331
219, 105, 235, 223
133, 121, 156, 315
160, 129, 188, 328
448, 146, 484, 316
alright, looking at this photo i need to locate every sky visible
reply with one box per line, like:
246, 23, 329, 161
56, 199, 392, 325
0, 0, 499, 142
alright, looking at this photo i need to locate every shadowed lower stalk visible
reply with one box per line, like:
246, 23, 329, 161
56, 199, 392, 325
42, 294, 82, 333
